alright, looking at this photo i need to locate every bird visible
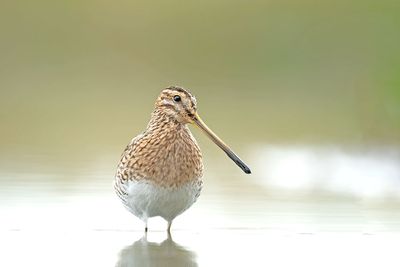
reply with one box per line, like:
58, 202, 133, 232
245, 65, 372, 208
114, 86, 251, 232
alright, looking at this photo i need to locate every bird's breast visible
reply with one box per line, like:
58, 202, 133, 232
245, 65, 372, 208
127, 127, 204, 188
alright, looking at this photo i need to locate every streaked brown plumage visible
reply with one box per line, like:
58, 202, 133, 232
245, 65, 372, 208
114, 86, 250, 232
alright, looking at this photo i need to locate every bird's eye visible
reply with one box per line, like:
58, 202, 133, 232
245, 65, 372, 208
173, 95, 181, 102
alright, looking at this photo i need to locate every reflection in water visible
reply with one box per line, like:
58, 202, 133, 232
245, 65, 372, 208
115, 234, 197, 267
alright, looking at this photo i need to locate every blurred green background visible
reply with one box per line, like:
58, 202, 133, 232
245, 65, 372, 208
1, 0, 399, 160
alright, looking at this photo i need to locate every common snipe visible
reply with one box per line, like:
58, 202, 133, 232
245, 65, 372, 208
114, 86, 251, 232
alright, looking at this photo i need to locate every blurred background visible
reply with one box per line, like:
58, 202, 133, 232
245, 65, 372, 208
1, 0, 400, 266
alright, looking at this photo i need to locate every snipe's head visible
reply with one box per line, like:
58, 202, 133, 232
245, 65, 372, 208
154, 85, 251, 174
155, 86, 198, 124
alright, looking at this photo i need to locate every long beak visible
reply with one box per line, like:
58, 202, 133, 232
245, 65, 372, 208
192, 113, 251, 174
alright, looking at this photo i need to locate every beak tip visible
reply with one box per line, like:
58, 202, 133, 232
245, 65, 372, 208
239, 162, 251, 174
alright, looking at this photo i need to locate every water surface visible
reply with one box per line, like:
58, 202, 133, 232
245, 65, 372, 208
1, 145, 400, 266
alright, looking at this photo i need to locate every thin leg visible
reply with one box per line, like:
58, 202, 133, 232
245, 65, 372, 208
167, 229, 172, 241
144, 219, 148, 233
167, 221, 172, 233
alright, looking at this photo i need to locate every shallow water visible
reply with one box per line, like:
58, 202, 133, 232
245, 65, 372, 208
1, 145, 400, 267
2, 229, 400, 267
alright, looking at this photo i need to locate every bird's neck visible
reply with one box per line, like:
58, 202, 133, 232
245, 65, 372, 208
146, 110, 188, 134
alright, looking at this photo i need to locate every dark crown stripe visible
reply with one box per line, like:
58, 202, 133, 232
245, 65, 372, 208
166, 86, 192, 98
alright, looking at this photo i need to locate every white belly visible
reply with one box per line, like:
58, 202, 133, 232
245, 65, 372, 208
121, 180, 202, 222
